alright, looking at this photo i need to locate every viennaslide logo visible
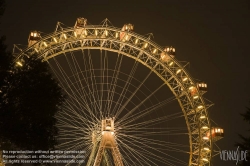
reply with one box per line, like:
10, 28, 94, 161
220, 146, 248, 165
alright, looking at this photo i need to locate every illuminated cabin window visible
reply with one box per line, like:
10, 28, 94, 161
28, 31, 41, 47
164, 46, 175, 56
106, 120, 111, 129
120, 23, 133, 41
207, 127, 224, 142
197, 82, 207, 91
189, 86, 198, 96
160, 47, 175, 63
75, 17, 87, 27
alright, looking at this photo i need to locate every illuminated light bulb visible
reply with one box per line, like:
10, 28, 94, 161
144, 43, 148, 48
111, 132, 114, 135
84, 29, 88, 36
153, 48, 157, 54
105, 30, 108, 36
193, 95, 199, 99
200, 115, 206, 119
34, 33, 37, 37
202, 126, 208, 129
74, 32, 77, 37
43, 42, 47, 47
176, 69, 181, 74
197, 105, 204, 109
202, 158, 208, 162
31, 32, 34, 36
173, 48, 175, 52
169, 61, 173, 66
203, 136, 209, 140
16, 61, 23, 67
204, 147, 210, 151
182, 77, 188, 82
115, 32, 119, 38
167, 48, 169, 52
189, 86, 194, 90
53, 37, 57, 43
135, 38, 138, 44
95, 29, 98, 36
63, 34, 67, 39
125, 35, 129, 41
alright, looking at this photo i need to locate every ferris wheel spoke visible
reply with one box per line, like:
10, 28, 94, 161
83, 49, 101, 115
48, 61, 85, 110
118, 133, 188, 153
48, 58, 97, 122
56, 108, 93, 132
69, 50, 97, 112
115, 70, 153, 118
118, 134, 187, 165
55, 96, 96, 129
105, 54, 128, 118
119, 95, 177, 126
118, 136, 183, 166
111, 59, 139, 117
117, 83, 165, 125
118, 140, 154, 166
122, 112, 183, 130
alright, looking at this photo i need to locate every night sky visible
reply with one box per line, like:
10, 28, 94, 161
1, 0, 250, 165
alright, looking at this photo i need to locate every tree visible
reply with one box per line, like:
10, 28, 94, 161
0, 0, 65, 153
0, 54, 65, 150
235, 105, 250, 165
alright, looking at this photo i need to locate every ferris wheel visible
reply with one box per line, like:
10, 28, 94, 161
13, 17, 224, 166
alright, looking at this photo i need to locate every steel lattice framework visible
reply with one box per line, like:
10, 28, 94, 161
13, 19, 215, 166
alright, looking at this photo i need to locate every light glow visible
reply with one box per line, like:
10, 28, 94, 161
200, 115, 206, 119
193, 95, 199, 99
53, 37, 57, 43
115, 32, 119, 38
16, 61, 23, 67
63, 34, 67, 39
204, 147, 210, 151
203, 136, 209, 140
202, 126, 208, 129
197, 105, 204, 109
153, 48, 157, 54
125, 35, 129, 41
189, 86, 195, 90
182, 77, 188, 82
202, 158, 208, 162
135, 38, 138, 44
169, 61, 173, 66
176, 69, 181, 74
95, 29, 98, 36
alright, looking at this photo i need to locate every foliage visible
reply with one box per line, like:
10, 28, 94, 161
0, 50, 65, 150
235, 105, 250, 165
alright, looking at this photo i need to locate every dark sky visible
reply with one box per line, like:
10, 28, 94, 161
1, 0, 250, 165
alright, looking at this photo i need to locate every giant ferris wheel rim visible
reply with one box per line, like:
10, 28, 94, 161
13, 20, 212, 166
